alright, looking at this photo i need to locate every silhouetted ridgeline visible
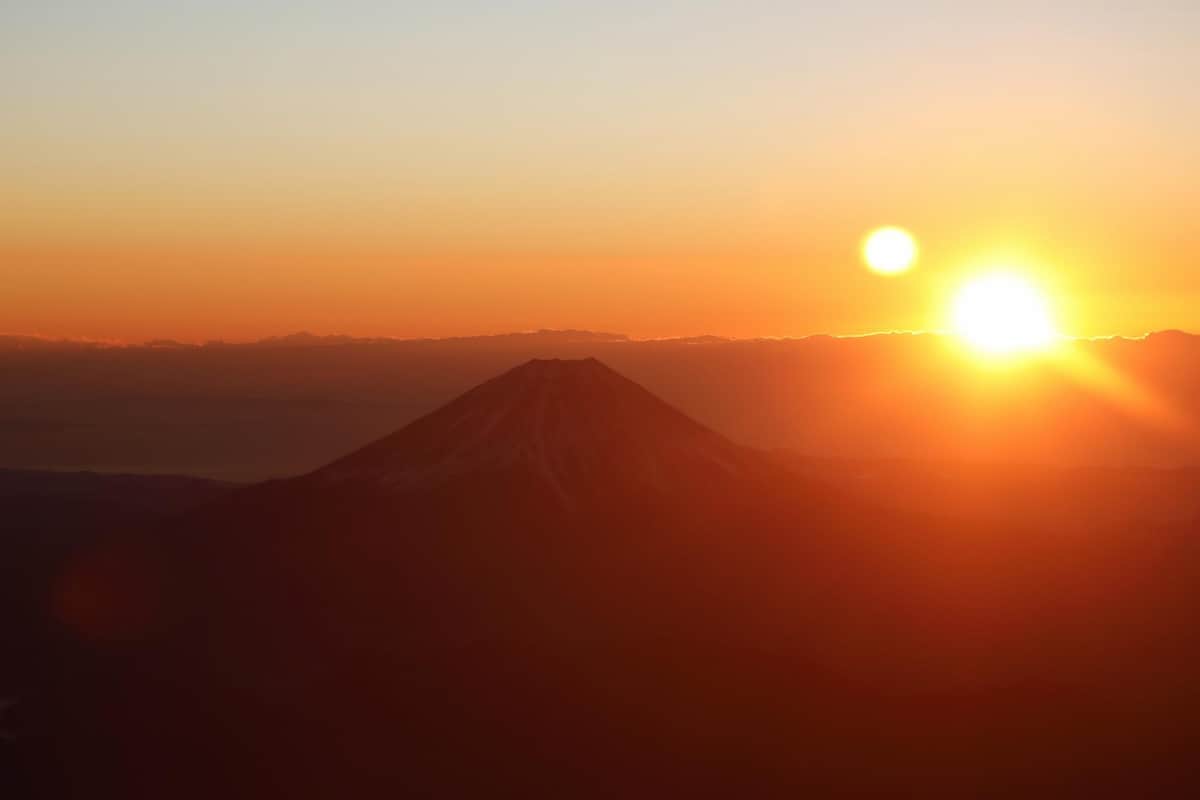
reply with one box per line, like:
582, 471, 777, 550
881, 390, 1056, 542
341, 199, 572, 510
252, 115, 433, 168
2, 330, 1199, 479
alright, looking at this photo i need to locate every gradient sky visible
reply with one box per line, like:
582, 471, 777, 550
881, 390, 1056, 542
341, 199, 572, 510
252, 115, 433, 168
4, 1, 1198, 341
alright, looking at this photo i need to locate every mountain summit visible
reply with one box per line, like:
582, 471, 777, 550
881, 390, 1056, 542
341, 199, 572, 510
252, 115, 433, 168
308, 358, 762, 506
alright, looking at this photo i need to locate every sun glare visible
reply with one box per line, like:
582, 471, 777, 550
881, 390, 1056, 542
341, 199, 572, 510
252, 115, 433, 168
863, 227, 917, 275
951, 273, 1058, 355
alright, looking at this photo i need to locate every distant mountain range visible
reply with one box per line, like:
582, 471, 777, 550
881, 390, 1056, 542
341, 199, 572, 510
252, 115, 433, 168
4, 329, 1200, 479
9, 358, 1200, 796
0, 329, 633, 350
4, 328, 1195, 351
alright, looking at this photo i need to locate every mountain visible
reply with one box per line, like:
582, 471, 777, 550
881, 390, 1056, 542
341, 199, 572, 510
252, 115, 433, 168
306, 358, 774, 507
30, 359, 851, 796
18, 360, 1200, 797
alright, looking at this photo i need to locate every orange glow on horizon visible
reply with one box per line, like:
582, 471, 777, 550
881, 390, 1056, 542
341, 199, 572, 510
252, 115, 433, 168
4, 4, 1199, 343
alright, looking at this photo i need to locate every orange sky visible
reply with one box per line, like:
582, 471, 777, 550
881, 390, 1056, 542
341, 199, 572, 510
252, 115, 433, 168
4, 2, 1198, 342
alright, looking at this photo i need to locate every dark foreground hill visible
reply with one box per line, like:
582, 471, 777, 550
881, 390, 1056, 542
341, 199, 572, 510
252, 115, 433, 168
0, 470, 235, 798
11, 360, 1200, 797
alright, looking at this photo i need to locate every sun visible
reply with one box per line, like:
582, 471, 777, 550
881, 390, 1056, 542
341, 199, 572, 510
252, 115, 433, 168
951, 273, 1059, 355
863, 227, 917, 275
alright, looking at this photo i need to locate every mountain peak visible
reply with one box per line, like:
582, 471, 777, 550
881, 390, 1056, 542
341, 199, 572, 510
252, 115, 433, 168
479, 356, 628, 394
506, 355, 609, 373
308, 358, 760, 506
525, 356, 602, 365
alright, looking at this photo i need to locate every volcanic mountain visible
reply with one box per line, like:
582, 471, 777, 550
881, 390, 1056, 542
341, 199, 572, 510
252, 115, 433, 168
46, 359, 864, 795
303, 357, 778, 508
167, 357, 827, 650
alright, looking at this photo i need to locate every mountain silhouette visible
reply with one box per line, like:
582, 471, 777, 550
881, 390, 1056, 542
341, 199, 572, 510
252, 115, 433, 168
306, 358, 772, 507
39, 359, 876, 796
170, 358, 827, 645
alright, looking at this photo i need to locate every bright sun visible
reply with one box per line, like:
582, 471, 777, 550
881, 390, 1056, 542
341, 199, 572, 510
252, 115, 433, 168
863, 227, 917, 275
951, 273, 1059, 355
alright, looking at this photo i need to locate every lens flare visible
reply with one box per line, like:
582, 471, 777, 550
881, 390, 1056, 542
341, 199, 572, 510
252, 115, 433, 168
863, 227, 917, 275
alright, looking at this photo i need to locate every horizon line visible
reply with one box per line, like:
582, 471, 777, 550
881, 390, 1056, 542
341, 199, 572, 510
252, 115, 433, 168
2, 327, 1196, 349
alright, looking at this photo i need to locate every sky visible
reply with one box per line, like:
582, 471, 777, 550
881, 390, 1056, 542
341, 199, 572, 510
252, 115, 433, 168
3, 1, 1198, 342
